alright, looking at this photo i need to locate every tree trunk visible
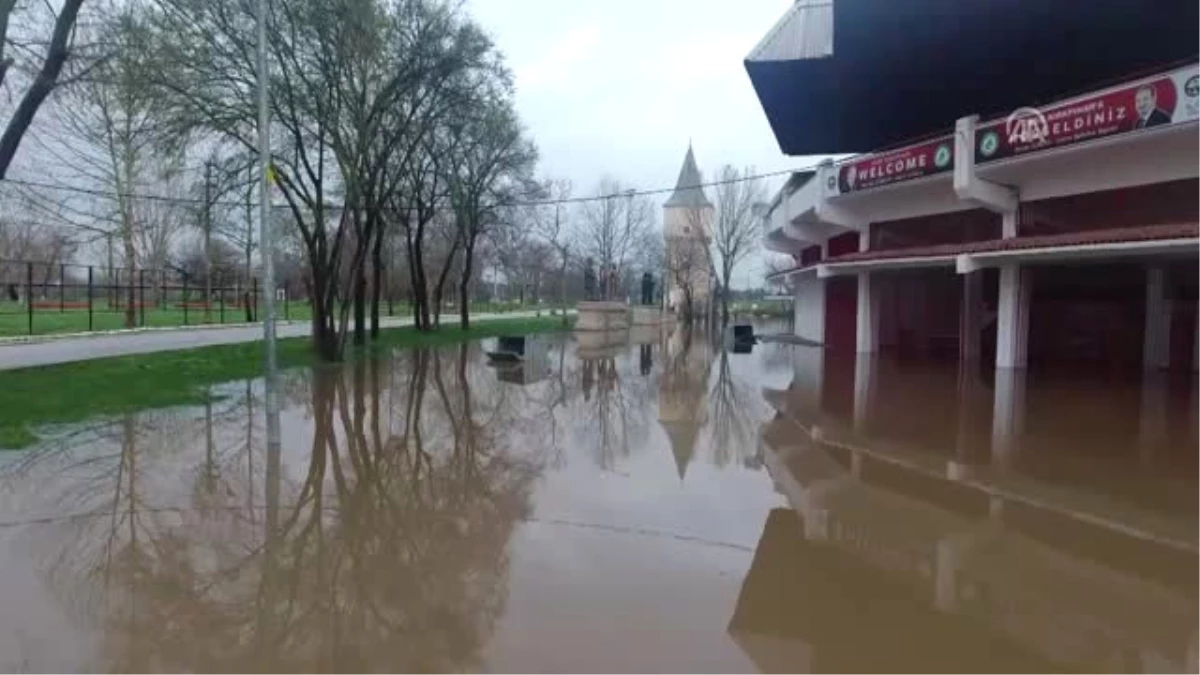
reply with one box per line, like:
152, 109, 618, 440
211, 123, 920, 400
245, 167, 255, 322
430, 247, 453, 331
0, 0, 84, 180
406, 226, 431, 331
720, 268, 731, 327
353, 261, 366, 346
370, 224, 383, 339
559, 259, 568, 327
459, 239, 475, 330
309, 266, 342, 362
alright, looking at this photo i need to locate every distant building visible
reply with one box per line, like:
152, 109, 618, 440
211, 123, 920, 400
662, 144, 714, 318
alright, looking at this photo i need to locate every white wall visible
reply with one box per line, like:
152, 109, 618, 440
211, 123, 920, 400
807, 122, 1198, 232
983, 124, 1198, 201
794, 276, 825, 343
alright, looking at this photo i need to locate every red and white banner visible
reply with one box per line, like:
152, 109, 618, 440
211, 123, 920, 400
831, 136, 954, 195
976, 64, 1199, 163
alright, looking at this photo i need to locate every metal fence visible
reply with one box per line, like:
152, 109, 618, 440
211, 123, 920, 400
0, 259, 296, 337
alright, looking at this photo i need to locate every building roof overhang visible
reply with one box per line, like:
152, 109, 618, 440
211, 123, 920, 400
745, 0, 1199, 155
810, 223, 1198, 278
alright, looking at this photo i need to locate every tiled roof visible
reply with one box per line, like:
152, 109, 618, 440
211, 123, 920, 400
663, 145, 713, 209
764, 223, 1198, 278
831, 223, 1199, 263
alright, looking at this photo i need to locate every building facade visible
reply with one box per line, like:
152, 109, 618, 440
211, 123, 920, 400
758, 61, 1198, 377
663, 145, 714, 318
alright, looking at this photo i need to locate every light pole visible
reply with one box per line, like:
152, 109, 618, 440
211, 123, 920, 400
256, 0, 281, 543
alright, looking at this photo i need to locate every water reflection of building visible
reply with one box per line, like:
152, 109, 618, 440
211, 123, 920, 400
746, 383, 1199, 673
772, 345, 1198, 527
656, 325, 713, 480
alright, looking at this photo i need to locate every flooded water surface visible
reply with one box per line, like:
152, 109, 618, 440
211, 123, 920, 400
0, 322, 1195, 672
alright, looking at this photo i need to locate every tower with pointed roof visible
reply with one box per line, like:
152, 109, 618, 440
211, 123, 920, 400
662, 144, 714, 317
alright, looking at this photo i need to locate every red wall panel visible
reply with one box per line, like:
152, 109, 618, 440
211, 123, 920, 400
870, 209, 1000, 251
1020, 179, 1198, 236
824, 277, 858, 352
826, 232, 862, 258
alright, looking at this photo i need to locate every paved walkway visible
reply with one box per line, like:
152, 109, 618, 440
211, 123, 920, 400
0, 311, 555, 371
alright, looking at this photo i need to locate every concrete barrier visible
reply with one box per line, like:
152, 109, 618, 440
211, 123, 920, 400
630, 305, 663, 326
575, 301, 630, 332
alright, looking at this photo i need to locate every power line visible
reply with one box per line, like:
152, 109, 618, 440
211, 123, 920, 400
0, 161, 816, 212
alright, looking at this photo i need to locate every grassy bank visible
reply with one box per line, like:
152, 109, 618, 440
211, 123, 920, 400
1, 314, 574, 449
0, 300, 569, 337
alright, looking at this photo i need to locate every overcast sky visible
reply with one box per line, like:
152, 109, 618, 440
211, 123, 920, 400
468, 0, 810, 285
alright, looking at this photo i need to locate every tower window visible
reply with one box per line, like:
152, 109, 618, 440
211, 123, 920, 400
683, 225, 691, 234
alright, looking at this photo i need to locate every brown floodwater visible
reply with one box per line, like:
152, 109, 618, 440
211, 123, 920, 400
0, 321, 1195, 672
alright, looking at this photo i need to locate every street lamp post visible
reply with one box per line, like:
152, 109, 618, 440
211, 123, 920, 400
256, 0, 282, 541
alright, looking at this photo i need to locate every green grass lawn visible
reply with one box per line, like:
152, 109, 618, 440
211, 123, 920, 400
0, 301, 318, 337
0, 300, 566, 337
0, 314, 574, 449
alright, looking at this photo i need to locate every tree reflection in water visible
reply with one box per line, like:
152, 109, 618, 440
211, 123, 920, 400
13, 346, 540, 672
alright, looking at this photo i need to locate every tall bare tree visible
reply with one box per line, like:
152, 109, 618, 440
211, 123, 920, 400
0, 0, 87, 179
446, 97, 536, 329
533, 179, 573, 325
44, 7, 181, 326
143, 0, 523, 359
710, 164, 765, 325
577, 179, 653, 302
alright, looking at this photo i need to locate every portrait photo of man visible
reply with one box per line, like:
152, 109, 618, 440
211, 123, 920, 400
1134, 84, 1172, 128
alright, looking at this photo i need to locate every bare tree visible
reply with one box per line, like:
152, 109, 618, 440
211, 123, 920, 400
0, 0, 87, 179
710, 165, 766, 325
447, 97, 537, 329
577, 179, 653, 302
533, 179, 573, 324
142, 0, 518, 358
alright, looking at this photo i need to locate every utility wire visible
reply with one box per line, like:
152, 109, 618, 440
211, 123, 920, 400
0, 161, 819, 212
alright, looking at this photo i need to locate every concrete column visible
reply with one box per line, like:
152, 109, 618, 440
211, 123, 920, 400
991, 368, 1027, 469
796, 277, 826, 344
959, 271, 984, 365
995, 265, 1031, 370
1001, 209, 1018, 238
1143, 266, 1171, 371
856, 273, 880, 353
853, 353, 878, 434
855, 233, 878, 354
